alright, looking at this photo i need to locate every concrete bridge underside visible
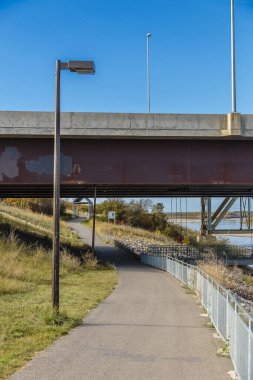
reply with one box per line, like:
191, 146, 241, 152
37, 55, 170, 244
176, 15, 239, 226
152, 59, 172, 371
1, 138, 253, 198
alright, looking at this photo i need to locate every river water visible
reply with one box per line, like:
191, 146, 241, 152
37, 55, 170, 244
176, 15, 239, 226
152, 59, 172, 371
178, 218, 253, 246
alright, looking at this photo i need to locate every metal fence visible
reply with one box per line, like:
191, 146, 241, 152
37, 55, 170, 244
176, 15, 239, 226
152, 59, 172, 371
148, 244, 253, 260
141, 254, 253, 380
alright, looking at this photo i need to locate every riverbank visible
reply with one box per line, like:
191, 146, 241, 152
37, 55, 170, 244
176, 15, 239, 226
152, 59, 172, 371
171, 217, 253, 246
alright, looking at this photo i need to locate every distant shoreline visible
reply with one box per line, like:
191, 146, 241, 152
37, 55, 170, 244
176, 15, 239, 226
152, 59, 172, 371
169, 218, 200, 223
170, 218, 253, 239
168, 216, 245, 221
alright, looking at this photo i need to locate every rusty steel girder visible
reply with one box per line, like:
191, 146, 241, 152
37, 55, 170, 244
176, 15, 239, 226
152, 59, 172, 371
0, 138, 253, 198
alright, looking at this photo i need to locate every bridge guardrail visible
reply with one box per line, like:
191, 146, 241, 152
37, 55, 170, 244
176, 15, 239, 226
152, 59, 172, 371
141, 254, 253, 380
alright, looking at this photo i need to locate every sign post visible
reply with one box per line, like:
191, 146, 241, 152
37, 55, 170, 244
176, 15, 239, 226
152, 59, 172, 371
108, 211, 116, 223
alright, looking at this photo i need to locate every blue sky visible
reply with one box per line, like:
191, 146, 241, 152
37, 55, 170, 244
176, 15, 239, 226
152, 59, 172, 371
0, 0, 252, 211
0, 0, 253, 114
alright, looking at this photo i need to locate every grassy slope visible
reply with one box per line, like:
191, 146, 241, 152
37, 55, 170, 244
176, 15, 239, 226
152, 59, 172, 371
95, 221, 174, 245
0, 208, 117, 380
0, 203, 81, 247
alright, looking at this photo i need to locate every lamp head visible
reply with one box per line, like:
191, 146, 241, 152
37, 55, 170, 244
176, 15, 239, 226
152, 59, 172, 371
68, 60, 95, 74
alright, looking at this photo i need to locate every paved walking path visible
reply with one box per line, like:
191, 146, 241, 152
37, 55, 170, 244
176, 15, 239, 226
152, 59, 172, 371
10, 220, 233, 380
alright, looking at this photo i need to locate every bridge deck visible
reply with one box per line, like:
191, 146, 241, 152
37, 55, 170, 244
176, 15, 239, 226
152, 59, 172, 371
0, 111, 250, 138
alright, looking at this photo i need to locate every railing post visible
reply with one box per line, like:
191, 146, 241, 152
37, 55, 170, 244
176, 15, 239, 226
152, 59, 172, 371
226, 293, 229, 341
201, 272, 204, 304
234, 304, 238, 370
249, 318, 252, 380
209, 277, 213, 319
216, 284, 219, 332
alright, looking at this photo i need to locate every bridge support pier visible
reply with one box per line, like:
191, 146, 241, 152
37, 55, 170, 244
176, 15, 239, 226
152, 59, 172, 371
201, 197, 212, 236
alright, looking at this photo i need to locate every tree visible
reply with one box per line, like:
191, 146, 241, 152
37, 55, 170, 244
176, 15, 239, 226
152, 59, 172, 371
126, 200, 153, 229
151, 202, 166, 231
96, 199, 127, 223
152, 202, 164, 213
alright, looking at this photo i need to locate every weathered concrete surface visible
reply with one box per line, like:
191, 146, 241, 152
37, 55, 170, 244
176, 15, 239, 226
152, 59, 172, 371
0, 110, 252, 138
10, 221, 233, 380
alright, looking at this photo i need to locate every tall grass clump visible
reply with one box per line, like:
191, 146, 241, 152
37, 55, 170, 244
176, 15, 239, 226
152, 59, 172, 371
198, 253, 253, 302
0, 230, 85, 295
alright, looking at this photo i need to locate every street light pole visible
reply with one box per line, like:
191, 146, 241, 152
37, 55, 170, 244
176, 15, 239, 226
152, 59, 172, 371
91, 185, 97, 253
52, 60, 61, 311
147, 33, 151, 113
231, 0, 237, 113
52, 59, 95, 312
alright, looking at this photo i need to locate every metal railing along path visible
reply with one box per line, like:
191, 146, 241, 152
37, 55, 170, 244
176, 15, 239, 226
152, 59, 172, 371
141, 254, 253, 380
148, 244, 253, 260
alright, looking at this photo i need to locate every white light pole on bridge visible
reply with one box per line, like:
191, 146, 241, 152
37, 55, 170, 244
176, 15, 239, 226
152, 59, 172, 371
147, 32, 151, 113
231, 0, 237, 113
53, 59, 95, 312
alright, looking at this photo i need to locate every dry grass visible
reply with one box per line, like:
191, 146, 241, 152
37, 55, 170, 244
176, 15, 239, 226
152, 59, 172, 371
0, 203, 81, 247
198, 253, 253, 302
95, 221, 174, 245
0, 231, 83, 295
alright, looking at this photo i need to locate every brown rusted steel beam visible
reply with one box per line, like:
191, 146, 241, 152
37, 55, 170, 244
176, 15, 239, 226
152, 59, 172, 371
1, 138, 253, 197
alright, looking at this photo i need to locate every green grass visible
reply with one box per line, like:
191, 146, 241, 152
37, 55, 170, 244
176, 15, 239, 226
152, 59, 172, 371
0, 268, 117, 380
0, 209, 118, 379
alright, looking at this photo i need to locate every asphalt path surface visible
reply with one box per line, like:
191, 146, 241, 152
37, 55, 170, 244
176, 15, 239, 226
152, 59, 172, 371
10, 220, 233, 380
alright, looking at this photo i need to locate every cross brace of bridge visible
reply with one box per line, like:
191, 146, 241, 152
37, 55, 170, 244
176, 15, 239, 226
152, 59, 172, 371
201, 196, 253, 235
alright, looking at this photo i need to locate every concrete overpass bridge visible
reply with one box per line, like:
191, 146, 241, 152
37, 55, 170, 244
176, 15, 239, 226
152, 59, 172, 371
1, 111, 253, 198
